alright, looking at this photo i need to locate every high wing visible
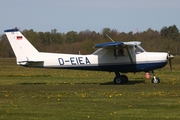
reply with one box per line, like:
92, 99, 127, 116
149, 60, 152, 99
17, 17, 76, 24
95, 42, 124, 48
94, 41, 141, 48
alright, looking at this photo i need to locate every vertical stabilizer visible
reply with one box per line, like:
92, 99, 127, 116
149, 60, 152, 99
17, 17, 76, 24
4, 28, 39, 64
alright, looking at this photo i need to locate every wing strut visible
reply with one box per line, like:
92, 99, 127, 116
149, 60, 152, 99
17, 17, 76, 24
106, 34, 114, 42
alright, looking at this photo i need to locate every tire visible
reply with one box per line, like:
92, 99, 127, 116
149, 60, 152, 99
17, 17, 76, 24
121, 75, 128, 83
152, 77, 160, 84
114, 76, 123, 84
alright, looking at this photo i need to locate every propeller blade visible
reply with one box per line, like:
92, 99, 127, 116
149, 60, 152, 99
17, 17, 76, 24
169, 59, 172, 71
167, 52, 175, 71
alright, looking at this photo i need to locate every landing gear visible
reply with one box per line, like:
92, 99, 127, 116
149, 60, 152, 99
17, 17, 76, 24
151, 70, 160, 84
114, 72, 128, 84
113, 71, 160, 84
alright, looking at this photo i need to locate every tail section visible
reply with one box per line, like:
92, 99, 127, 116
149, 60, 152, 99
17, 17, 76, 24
4, 28, 40, 65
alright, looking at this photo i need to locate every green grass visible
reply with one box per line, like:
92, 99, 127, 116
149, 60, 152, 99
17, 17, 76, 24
0, 57, 180, 120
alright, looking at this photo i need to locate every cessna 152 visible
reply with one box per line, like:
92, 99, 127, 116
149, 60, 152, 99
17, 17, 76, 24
4, 28, 174, 84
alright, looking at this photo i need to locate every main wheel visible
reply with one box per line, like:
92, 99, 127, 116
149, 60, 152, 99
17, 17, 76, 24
152, 77, 160, 84
121, 75, 128, 83
114, 76, 123, 84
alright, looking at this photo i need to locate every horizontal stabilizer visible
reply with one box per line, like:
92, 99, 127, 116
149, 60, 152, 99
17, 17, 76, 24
18, 61, 44, 67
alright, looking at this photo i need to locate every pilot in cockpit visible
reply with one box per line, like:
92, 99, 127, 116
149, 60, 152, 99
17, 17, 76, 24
118, 48, 124, 56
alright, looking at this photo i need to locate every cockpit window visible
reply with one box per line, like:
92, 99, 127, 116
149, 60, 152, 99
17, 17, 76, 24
135, 45, 146, 54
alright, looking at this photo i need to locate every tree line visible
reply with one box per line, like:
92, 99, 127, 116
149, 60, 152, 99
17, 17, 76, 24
0, 25, 179, 57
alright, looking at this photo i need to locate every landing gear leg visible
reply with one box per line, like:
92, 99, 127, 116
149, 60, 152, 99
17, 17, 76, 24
114, 72, 128, 84
151, 70, 160, 84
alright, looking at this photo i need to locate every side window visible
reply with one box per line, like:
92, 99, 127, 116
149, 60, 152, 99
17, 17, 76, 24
114, 46, 127, 57
93, 48, 107, 55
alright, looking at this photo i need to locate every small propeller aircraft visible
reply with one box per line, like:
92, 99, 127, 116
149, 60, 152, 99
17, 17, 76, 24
4, 28, 174, 84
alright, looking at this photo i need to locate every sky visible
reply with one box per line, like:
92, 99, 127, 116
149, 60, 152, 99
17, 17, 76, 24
0, 0, 180, 34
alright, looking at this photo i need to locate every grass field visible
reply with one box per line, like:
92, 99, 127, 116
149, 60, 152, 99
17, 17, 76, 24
0, 57, 180, 120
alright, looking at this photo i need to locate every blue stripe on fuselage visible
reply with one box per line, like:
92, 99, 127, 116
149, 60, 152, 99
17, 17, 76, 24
56, 61, 168, 72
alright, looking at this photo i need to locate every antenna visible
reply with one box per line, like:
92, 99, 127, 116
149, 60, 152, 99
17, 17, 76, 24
106, 34, 114, 42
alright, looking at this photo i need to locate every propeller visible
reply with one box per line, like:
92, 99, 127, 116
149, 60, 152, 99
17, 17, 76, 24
167, 51, 175, 71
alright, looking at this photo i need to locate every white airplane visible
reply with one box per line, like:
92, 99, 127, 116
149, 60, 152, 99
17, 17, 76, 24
4, 28, 174, 84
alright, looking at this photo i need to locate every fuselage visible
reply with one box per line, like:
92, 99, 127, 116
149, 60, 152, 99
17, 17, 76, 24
24, 48, 168, 73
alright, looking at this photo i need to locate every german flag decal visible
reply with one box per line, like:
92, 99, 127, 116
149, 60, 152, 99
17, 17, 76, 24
17, 36, 22, 40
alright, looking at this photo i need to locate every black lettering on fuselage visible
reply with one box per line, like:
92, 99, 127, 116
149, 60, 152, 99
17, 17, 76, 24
58, 57, 91, 65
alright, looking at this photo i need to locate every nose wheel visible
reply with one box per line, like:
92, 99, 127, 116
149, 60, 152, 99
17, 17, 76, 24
151, 70, 160, 84
152, 77, 160, 84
